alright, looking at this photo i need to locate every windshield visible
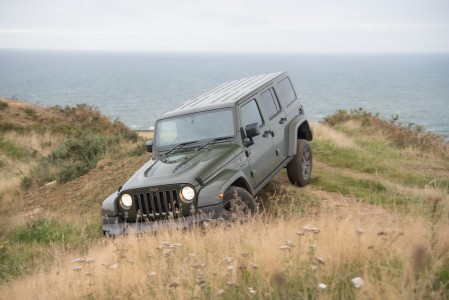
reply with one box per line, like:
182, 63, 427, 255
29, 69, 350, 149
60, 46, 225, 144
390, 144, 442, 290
155, 109, 235, 148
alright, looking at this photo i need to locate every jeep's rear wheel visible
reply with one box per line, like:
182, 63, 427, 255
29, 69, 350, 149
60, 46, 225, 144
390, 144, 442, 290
223, 186, 256, 217
287, 139, 312, 187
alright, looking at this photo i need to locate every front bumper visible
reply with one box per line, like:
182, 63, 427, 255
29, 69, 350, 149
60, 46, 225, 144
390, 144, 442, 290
102, 205, 226, 235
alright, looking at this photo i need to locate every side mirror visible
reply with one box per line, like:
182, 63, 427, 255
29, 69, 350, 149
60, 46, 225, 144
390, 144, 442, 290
243, 123, 260, 147
145, 140, 153, 152
245, 123, 261, 139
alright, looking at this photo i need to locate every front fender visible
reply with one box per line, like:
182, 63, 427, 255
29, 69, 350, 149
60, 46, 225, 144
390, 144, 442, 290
197, 169, 252, 208
102, 192, 119, 216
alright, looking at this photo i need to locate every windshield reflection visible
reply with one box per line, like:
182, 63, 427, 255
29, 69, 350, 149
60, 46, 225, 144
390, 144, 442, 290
155, 109, 235, 148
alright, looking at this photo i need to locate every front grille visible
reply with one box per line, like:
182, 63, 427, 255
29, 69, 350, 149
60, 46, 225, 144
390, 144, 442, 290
133, 189, 180, 220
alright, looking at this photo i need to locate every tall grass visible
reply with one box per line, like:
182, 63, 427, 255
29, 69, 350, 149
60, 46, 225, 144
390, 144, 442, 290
0, 199, 447, 299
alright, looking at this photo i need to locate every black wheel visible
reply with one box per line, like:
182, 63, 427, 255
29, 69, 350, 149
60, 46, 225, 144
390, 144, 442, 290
223, 186, 257, 217
287, 139, 312, 187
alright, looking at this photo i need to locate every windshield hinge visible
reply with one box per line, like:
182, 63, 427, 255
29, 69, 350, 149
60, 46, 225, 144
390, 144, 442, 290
196, 177, 205, 186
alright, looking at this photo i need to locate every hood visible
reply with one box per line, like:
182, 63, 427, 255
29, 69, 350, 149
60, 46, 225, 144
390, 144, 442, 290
121, 143, 241, 191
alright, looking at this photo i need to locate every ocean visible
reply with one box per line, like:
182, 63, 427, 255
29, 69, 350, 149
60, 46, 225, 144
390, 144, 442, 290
0, 50, 448, 138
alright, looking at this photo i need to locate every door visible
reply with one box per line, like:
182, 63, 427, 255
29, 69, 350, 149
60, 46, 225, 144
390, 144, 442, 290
239, 98, 277, 187
259, 87, 288, 163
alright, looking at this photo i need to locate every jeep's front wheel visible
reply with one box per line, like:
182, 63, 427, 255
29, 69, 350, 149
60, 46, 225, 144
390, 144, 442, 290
287, 139, 312, 187
223, 186, 257, 217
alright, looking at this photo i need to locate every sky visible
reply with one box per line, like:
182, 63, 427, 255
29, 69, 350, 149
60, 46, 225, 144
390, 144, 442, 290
0, 0, 448, 53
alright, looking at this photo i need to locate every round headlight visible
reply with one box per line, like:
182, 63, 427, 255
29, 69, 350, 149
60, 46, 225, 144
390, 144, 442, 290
180, 186, 195, 202
120, 194, 133, 209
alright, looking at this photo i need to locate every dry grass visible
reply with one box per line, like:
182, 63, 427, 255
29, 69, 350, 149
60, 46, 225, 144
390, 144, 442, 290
311, 122, 361, 150
3, 131, 65, 157
0, 198, 447, 299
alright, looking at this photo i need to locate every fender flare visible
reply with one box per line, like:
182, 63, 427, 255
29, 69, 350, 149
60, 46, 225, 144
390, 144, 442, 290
102, 191, 119, 217
287, 115, 313, 156
197, 169, 253, 208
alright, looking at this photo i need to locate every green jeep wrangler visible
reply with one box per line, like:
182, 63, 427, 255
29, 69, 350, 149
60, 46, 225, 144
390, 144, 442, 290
102, 72, 313, 234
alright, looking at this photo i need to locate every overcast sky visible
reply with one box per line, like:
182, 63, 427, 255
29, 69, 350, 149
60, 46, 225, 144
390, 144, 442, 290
1, 0, 448, 53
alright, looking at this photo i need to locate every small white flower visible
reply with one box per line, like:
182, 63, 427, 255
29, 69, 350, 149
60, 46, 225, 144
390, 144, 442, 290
227, 265, 234, 271
351, 277, 364, 288
248, 287, 256, 295
280, 245, 291, 251
300, 225, 321, 234
286, 240, 296, 247
318, 283, 327, 289
223, 256, 234, 263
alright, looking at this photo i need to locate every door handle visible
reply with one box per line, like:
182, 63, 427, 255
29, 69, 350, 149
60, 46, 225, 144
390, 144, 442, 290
263, 130, 274, 137
279, 117, 287, 124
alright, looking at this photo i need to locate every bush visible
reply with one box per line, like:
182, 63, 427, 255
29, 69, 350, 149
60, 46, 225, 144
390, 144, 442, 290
31, 133, 118, 185
10, 219, 75, 244
322, 108, 449, 159
0, 101, 8, 110
20, 177, 33, 190
0, 137, 26, 159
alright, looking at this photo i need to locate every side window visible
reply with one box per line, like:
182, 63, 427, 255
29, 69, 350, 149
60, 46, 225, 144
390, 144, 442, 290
240, 99, 263, 128
260, 88, 281, 120
277, 77, 297, 107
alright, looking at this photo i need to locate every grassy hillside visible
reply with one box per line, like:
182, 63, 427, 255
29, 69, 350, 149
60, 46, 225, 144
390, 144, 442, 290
0, 101, 448, 299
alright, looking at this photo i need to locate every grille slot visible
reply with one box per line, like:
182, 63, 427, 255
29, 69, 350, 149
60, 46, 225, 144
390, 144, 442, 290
133, 189, 179, 219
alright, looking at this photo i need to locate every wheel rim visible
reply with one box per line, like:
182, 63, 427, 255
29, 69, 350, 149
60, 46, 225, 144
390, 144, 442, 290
301, 147, 311, 179
230, 197, 249, 216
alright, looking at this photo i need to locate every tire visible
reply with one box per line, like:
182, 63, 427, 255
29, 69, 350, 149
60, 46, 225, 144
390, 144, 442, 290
287, 139, 312, 187
223, 186, 257, 216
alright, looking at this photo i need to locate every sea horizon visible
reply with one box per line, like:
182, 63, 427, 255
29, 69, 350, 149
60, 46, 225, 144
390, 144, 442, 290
1, 49, 448, 138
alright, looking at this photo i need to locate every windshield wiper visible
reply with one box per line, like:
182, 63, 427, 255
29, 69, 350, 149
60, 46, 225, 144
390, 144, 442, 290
164, 140, 200, 155
198, 136, 234, 151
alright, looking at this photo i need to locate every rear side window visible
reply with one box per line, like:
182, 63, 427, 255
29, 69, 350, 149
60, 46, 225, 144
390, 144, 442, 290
277, 77, 297, 107
260, 88, 281, 120
240, 99, 263, 128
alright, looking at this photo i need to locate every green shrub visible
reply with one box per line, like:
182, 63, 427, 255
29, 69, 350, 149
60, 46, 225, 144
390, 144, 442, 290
10, 219, 75, 244
0, 101, 8, 110
20, 176, 33, 190
0, 137, 26, 159
32, 133, 117, 184
322, 108, 449, 159
23, 108, 35, 117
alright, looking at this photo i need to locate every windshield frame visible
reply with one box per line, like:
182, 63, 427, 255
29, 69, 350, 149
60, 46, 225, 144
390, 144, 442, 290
153, 108, 237, 152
